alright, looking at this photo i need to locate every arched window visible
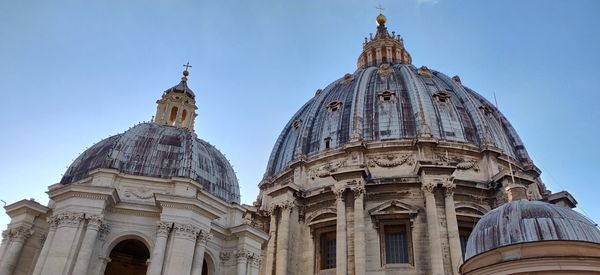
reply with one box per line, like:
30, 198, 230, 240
169, 106, 178, 125
104, 239, 150, 275
182, 109, 188, 127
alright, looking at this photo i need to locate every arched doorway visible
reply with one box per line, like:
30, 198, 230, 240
202, 252, 216, 275
104, 239, 150, 275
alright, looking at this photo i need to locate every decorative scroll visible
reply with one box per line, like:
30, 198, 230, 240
309, 161, 345, 180
436, 154, 480, 171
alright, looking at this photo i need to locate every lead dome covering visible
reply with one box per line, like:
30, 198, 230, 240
464, 200, 600, 259
265, 63, 532, 177
60, 123, 240, 203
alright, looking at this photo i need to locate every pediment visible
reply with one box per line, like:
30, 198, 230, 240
368, 200, 419, 217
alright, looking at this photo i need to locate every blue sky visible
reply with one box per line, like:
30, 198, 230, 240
1, 0, 599, 229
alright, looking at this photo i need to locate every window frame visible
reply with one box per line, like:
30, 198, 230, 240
377, 219, 414, 268
312, 224, 337, 272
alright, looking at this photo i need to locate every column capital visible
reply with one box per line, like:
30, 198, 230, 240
53, 212, 84, 228
87, 215, 105, 230
351, 185, 365, 198
249, 254, 262, 268
7, 225, 33, 242
333, 186, 346, 201
156, 221, 171, 237
197, 230, 212, 245
443, 182, 456, 197
172, 222, 200, 241
421, 182, 436, 193
235, 248, 252, 263
98, 223, 111, 241
274, 199, 295, 211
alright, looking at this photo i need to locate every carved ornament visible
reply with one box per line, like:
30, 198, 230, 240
368, 153, 414, 168
377, 63, 394, 78
5, 225, 33, 242
340, 73, 354, 85
197, 230, 212, 245
53, 212, 84, 228
172, 223, 200, 240
220, 251, 232, 263
436, 154, 480, 171
421, 182, 436, 193
309, 161, 345, 180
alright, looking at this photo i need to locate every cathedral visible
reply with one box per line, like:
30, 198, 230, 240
1, 13, 599, 275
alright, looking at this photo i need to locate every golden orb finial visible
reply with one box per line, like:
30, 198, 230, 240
376, 13, 387, 25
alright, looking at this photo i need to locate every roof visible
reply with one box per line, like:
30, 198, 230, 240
60, 122, 240, 203
264, 63, 532, 177
465, 200, 600, 259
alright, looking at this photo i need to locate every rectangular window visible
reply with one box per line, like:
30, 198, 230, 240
319, 231, 336, 269
384, 224, 409, 264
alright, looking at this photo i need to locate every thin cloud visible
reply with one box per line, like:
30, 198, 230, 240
417, 0, 440, 5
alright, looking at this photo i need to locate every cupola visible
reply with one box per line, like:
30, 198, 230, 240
153, 63, 198, 131
357, 13, 412, 69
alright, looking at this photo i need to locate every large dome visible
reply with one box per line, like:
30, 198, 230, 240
464, 200, 600, 259
265, 63, 531, 177
61, 122, 240, 203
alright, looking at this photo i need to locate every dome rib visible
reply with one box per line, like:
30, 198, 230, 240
61, 123, 240, 203
465, 200, 600, 259
264, 63, 534, 178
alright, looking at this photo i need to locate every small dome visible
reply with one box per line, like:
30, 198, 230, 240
465, 200, 600, 259
60, 123, 240, 203
165, 76, 195, 99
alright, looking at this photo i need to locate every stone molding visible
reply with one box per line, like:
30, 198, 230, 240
53, 212, 84, 228
172, 222, 200, 240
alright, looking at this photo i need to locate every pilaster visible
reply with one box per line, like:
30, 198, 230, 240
0, 225, 33, 275
333, 186, 347, 275
421, 183, 444, 275
444, 182, 461, 275
147, 221, 171, 275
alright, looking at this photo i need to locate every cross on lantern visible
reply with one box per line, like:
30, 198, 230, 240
183, 62, 192, 71
376, 3, 385, 14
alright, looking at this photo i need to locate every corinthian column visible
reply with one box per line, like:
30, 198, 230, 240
236, 249, 250, 275
163, 223, 200, 274
72, 216, 104, 275
352, 185, 366, 275
191, 231, 211, 275
264, 210, 277, 275
444, 182, 461, 275
422, 183, 444, 275
42, 212, 84, 274
275, 201, 293, 275
334, 187, 347, 275
249, 254, 261, 275
147, 222, 171, 275
32, 218, 58, 275
0, 226, 33, 275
